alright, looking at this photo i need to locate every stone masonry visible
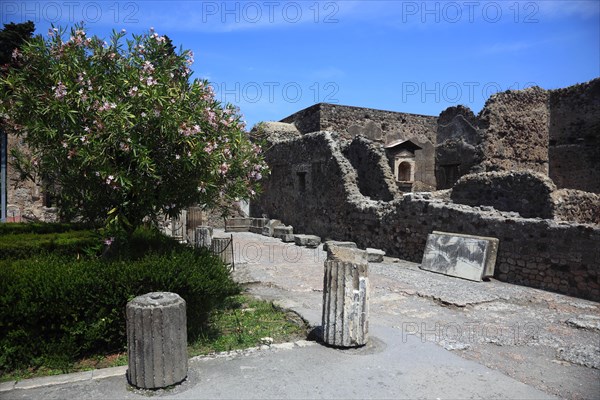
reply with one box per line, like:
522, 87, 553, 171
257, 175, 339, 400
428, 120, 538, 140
436, 79, 600, 192
251, 131, 600, 301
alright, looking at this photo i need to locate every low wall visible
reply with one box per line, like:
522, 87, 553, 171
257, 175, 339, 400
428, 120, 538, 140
450, 171, 557, 219
552, 189, 600, 225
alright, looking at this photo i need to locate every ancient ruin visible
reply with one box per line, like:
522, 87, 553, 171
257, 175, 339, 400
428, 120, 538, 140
251, 78, 600, 301
2, 78, 598, 301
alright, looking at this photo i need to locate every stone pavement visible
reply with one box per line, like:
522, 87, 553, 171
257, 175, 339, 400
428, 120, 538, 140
2, 231, 598, 399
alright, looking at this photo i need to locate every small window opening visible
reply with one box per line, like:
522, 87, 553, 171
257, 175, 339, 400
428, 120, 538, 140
398, 162, 412, 182
297, 172, 306, 192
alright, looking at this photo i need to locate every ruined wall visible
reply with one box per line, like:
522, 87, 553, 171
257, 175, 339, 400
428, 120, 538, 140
279, 104, 322, 137
5, 133, 57, 222
549, 79, 600, 193
253, 132, 600, 301
250, 132, 359, 237
250, 121, 302, 146
552, 189, 600, 225
281, 103, 438, 189
450, 171, 557, 219
435, 80, 600, 193
435, 105, 484, 189
477, 87, 550, 174
342, 137, 398, 201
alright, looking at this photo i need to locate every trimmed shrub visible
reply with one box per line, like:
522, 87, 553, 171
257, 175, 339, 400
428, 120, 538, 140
0, 247, 239, 372
0, 222, 87, 235
0, 230, 99, 260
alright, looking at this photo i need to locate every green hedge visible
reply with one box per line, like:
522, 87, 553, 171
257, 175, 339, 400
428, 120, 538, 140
0, 247, 239, 372
0, 222, 87, 235
0, 230, 99, 260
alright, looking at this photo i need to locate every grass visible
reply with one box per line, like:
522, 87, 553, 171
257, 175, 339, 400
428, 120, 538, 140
0, 294, 308, 383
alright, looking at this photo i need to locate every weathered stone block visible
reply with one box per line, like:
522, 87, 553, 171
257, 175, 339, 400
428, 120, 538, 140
294, 234, 321, 248
322, 245, 369, 347
194, 226, 212, 249
225, 217, 251, 232
366, 248, 385, 263
420, 231, 499, 282
211, 236, 233, 266
126, 292, 187, 389
273, 225, 294, 242
433, 231, 499, 278
261, 219, 282, 237
322, 241, 357, 252
249, 217, 268, 234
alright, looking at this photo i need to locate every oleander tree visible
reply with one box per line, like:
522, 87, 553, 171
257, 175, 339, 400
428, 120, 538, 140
0, 24, 267, 231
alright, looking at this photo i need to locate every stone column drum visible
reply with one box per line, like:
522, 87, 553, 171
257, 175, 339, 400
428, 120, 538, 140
126, 292, 188, 389
195, 226, 213, 249
321, 246, 369, 347
211, 236, 233, 265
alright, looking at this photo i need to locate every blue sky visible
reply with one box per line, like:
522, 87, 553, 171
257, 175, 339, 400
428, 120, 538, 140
2, 1, 599, 129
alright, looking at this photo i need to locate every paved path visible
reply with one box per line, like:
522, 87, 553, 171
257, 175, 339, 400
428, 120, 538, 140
2, 231, 598, 399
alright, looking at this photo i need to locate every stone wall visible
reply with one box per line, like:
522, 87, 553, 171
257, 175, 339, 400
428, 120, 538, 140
548, 79, 600, 193
552, 189, 600, 225
280, 103, 438, 189
477, 86, 550, 174
342, 137, 398, 201
435, 105, 483, 189
5, 132, 57, 222
435, 79, 600, 193
450, 171, 557, 219
252, 132, 600, 301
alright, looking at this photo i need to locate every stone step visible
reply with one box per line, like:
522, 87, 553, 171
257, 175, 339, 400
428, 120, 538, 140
294, 234, 321, 248
366, 248, 386, 263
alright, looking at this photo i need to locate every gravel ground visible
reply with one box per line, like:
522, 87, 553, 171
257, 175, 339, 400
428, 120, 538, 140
229, 231, 600, 400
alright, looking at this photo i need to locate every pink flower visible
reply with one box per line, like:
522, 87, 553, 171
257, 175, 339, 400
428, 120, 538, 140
219, 163, 229, 175
204, 143, 215, 154
98, 102, 116, 112
142, 61, 155, 73
52, 81, 67, 99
